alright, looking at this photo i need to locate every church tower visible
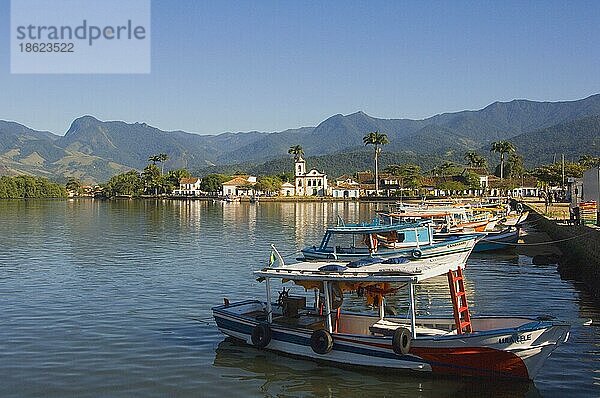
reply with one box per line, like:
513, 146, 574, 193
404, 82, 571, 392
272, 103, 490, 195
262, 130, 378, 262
294, 155, 306, 196
295, 155, 306, 177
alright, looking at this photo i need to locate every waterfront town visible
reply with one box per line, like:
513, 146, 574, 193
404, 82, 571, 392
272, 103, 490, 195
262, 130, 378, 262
64, 142, 598, 224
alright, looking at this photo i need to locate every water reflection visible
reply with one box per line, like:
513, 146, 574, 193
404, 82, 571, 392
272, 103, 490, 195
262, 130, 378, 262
1, 200, 599, 397
213, 338, 540, 398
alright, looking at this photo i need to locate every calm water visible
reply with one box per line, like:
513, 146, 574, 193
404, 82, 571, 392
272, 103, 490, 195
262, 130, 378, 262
1, 199, 599, 398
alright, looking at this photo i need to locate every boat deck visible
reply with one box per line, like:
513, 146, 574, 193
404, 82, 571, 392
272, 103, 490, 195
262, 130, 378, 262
242, 307, 456, 336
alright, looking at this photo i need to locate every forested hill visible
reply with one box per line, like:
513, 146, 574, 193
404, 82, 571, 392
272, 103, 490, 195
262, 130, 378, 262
508, 115, 600, 166
2, 94, 600, 182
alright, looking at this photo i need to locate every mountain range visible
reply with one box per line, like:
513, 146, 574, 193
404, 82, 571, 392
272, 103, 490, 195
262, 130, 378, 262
2, 94, 600, 183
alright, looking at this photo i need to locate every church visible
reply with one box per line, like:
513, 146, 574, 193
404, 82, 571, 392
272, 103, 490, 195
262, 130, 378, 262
294, 155, 328, 196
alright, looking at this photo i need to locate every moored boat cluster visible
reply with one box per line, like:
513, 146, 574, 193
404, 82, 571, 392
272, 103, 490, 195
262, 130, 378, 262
213, 200, 569, 380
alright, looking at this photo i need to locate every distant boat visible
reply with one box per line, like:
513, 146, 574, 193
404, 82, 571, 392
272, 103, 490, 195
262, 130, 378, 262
436, 226, 520, 253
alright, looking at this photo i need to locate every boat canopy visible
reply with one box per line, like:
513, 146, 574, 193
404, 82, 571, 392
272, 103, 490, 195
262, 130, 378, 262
254, 251, 468, 283
324, 220, 431, 234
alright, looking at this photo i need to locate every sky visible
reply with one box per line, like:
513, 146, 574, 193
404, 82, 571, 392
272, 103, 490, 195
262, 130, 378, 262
1, 0, 599, 135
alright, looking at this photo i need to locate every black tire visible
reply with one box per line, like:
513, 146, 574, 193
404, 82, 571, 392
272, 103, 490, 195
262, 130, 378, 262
392, 327, 411, 355
251, 323, 272, 349
310, 329, 333, 354
411, 249, 422, 259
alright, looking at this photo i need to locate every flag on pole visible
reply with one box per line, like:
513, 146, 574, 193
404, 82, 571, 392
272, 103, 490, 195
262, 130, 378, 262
269, 251, 276, 267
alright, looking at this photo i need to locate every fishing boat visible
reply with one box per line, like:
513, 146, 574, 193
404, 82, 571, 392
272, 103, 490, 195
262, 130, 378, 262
212, 249, 570, 380
378, 207, 494, 233
300, 220, 479, 261
436, 226, 520, 253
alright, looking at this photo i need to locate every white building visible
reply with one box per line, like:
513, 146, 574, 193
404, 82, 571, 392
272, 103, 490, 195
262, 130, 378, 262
294, 156, 328, 196
280, 182, 295, 196
331, 182, 360, 198
173, 177, 202, 196
221, 175, 257, 197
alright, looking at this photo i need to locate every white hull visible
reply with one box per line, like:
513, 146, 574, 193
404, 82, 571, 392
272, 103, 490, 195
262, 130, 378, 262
213, 301, 569, 380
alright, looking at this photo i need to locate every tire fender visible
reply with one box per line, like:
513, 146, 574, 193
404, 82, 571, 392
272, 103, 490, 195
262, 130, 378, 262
392, 327, 412, 355
310, 329, 334, 354
251, 323, 272, 349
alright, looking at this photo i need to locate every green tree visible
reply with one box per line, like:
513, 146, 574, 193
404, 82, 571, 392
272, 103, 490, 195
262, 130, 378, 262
278, 172, 294, 183
506, 153, 525, 179
384, 164, 422, 193
463, 171, 482, 189
200, 174, 230, 193
255, 176, 283, 195
363, 131, 389, 195
532, 162, 585, 187
432, 161, 461, 176
437, 180, 467, 192
148, 153, 169, 174
463, 151, 487, 169
288, 145, 304, 160
65, 177, 83, 195
579, 155, 600, 168
103, 170, 144, 197
490, 141, 516, 179
164, 169, 192, 193
142, 164, 161, 195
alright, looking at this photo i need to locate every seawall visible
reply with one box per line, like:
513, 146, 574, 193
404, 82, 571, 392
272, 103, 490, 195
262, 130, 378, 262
526, 205, 600, 299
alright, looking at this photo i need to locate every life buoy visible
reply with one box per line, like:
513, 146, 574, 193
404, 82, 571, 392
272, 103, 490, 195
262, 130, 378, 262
310, 329, 333, 354
411, 249, 423, 259
392, 327, 411, 355
251, 323, 272, 348
330, 282, 344, 310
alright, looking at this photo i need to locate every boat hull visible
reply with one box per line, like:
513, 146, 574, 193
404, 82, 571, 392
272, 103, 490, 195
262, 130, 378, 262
436, 228, 519, 253
301, 235, 477, 261
213, 302, 569, 380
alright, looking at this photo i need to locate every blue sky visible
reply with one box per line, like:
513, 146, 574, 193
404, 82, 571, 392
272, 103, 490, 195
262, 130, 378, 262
1, 0, 599, 135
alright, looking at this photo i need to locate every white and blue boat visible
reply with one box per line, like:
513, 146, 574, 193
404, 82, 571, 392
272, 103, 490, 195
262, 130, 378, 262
300, 220, 479, 261
436, 226, 520, 253
212, 249, 569, 380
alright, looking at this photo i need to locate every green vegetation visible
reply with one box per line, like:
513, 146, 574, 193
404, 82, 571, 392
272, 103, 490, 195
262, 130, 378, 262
0, 175, 66, 198
579, 155, 600, 168
463, 151, 487, 169
531, 162, 586, 187
103, 170, 144, 197
255, 176, 283, 194
65, 177, 83, 195
200, 174, 230, 193
363, 131, 389, 195
288, 145, 304, 160
384, 164, 422, 190
490, 141, 516, 179
148, 153, 169, 174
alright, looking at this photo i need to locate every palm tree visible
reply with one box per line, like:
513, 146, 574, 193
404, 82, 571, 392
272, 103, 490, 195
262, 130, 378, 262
363, 131, 389, 195
490, 141, 516, 179
463, 151, 487, 169
288, 145, 304, 160
148, 153, 169, 174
